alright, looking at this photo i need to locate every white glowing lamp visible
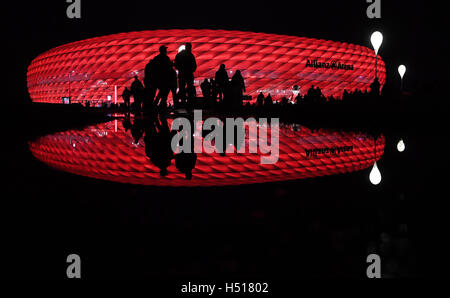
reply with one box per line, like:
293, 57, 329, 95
398, 65, 406, 79
369, 161, 382, 185
178, 45, 185, 53
397, 139, 405, 152
370, 31, 383, 55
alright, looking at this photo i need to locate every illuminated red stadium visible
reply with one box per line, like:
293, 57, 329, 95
26, 29, 386, 104
28, 120, 385, 187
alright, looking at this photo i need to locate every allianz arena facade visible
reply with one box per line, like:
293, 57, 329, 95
26, 29, 386, 104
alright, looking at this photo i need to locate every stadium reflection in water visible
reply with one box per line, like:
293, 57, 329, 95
29, 118, 385, 187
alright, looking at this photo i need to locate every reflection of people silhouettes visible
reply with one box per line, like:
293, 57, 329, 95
215, 118, 244, 156
122, 112, 132, 132
175, 42, 197, 105
121, 87, 131, 109
131, 116, 145, 144
174, 117, 197, 180
144, 114, 175, 177
215, 64, 229, 102
130, 75, 145, 111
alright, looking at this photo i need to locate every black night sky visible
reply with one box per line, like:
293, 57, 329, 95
4, 0, 449, 106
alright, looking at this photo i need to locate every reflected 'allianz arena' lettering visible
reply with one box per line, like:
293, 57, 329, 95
26, 29, 386, 104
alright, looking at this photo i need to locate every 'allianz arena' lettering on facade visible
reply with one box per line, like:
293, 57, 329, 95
26, 29, 386, 104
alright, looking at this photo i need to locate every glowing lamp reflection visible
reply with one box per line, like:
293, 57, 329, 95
369, 161, 382, 185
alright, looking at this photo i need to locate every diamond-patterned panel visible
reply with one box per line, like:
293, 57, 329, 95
27, 29, 386, 103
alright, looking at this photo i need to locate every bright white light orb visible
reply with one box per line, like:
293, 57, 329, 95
398, 65, 406, 79
397, 139, 405, 152
370, 31, 383, 55
369, 161, 382, 185
178, 45, 185, 53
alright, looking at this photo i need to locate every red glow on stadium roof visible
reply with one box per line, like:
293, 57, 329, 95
26, 29, 386, 104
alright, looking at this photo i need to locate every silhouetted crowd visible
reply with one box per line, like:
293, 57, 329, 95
121, 41, 382, 112
121, 43, 247, 113
120, 43, 195, 112
251, 78, 382, 109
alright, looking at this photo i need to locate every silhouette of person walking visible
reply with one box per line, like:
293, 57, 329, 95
215, 64, 229, 102
168, 66, 178, 108
175, 42, 197, 105
231, 70, 245, 96
144, 56, 157, 111
257, 92, 265, 107
130, 75, 145, 111
231, 70, 245, 107
121, 87, 131, 109
209, 78, 218, 102
200, 78, 212, 105
144, 45, 174, 111
155, 46, 175, 110
264, 93, 273, 106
